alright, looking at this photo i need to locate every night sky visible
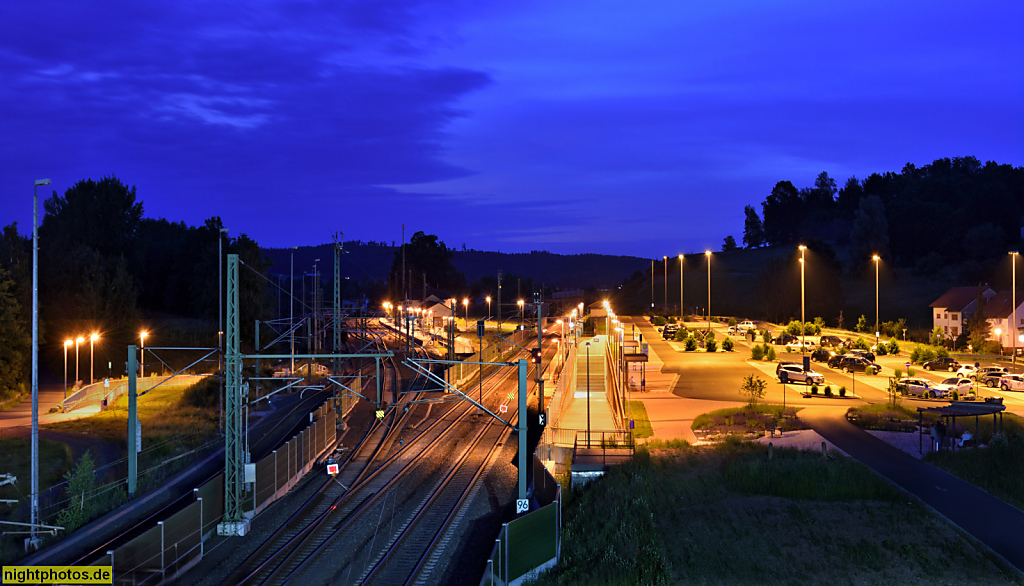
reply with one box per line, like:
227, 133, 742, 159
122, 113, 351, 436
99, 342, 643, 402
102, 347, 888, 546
2, 1, 1022, 258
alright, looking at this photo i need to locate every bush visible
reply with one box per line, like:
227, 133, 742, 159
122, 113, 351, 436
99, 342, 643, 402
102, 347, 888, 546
180, 377, 219, 409
839, 386, 846, 397
952, 391, 959, 401
852, 338, 870, 350
675, 328, 688, 342
865, 366, 875, 376
685, 336, 698, 351
786, 320, 802, 335
887, 339, 900, 355
706, 340, 718, 352
936, 346, 949, 359
764, 345, 777, 361
920, 348, 937, 363
824, 385, 832, 396
907, 367, 915, 377
722, 337, 734, 352
761, 330, 772, 344
728, 317, 737, 327
876, 344, 888, 356
811, 385, 818, 395
751, 344, 764, 360
652, 316, 666, 326
894, 368, 902, 379
909, 346, 923, 364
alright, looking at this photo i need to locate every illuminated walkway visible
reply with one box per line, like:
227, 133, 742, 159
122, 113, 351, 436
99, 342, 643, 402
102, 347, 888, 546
559, 336, 617, 434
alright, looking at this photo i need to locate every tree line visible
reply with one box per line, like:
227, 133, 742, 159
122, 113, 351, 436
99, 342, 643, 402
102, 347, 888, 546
0, 176, 273, 399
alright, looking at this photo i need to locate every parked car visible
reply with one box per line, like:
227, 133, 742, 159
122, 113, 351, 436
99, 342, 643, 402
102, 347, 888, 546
999, 374, 1024, 391
738, 320, 756, 331
827, 355, 881, 373
774, 333, 798, 345
819, 335, 844, 348
785, 340, 816, 352
933, 377, 974, 397
846, 349, 875, 362
923, 356, 960, 372
898, 377, 942, 399
662, 325, 679, 339
776, 363, 825, 385
956, 364, 978, 378
976, 366, 1009, 387
810, 347, 833, 362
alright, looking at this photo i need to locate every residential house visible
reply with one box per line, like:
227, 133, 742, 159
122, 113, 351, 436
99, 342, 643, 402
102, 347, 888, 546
929, 286, 995, 338
980, 291, 1024, 347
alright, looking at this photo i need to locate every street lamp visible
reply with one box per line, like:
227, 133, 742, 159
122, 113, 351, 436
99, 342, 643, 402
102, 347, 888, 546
486, 296, 492, 321
463, 297, 469, 327
705, 251, 712, 333
678, 254, 684, 320
585, 340, 591, 447
663, 255, 668, 314
996, 328, 1003, 352
799, 245, 806, 354
518, 299, 524, 328
873, 254, 881, 348
74, 336, 84, 388
30, 176, 51, 548
90, 333, 99, 385
63, 340, 72, 399
1011, 252, 1019, 366
139, 331, 148, 379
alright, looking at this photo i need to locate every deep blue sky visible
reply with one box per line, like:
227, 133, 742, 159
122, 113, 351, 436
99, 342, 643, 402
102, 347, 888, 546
2, 1, 1022, 258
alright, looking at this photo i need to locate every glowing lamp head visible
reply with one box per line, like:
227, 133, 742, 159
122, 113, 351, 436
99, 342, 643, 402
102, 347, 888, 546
91, 333, 99, 342
76, 336, 84, 344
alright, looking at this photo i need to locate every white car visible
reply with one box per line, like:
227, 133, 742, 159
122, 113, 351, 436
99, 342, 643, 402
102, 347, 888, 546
738, 320, 756, 331
777, 363, 825, 385
899, 377, 942, 399
933, 377, 973, 396
956, 364, 977, 378
999, 374, 1024, 392
785, 340, 816, 352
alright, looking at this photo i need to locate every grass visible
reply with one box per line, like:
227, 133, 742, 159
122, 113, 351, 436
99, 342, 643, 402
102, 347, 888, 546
846, 403, 930, 432
532, 441, 1023, 585
628, 401, 653, 438
0, 438, 73, 504
691, 404, 805, 438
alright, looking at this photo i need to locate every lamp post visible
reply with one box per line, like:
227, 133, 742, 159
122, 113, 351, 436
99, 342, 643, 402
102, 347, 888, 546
290, 246, 296, 375
1012, 252, 1019, 367
678, 254, 684, 320
705, 251, 712, 334
586, 340, 591, 447
63, 340, 72, 399
139, 331, 148, 379
799, 245, 806, 355
486, 296, 491, 321
90, 333, 98, 385
873, 255, 881, 349
30, 177, 51, 548
463, 298, 469, 328
518, 299, 524, 328
74, 336, 83, 388
996, 328, 1003, 353
663, 255, 668, 314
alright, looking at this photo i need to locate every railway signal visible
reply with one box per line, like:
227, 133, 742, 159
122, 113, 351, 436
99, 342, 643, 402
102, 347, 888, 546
499, 404, 508, 413
326, 458, 339, 476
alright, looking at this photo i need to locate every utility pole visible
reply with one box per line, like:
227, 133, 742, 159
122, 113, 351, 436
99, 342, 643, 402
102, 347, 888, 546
401, 224, 406, 303
536, 293, 545, 421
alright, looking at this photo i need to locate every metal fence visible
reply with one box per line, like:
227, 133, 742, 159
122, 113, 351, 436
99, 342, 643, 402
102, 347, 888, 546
62, 374, 206, 413
93, 399, 337, 584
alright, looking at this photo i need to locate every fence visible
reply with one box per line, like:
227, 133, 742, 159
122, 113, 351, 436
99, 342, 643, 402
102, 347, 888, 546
482, 455, 561, 585
93, 399, 337, 584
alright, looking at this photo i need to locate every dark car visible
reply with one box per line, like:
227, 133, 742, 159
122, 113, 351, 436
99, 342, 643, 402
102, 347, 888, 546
810, 347, 833, 362
923, 356, 960, 372
977, 366, 1009, 387
774, 333, 798, 345
828, 355, 881, 373
819, 335, 844, 348
846, 349, 875, 362
662, 324, 679, 339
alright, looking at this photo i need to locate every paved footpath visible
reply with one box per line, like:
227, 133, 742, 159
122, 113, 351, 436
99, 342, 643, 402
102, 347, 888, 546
801, 406, 1024, 572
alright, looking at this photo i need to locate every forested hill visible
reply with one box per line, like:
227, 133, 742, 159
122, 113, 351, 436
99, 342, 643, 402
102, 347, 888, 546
741, 156, 1024, 269
263, 243, 649, 291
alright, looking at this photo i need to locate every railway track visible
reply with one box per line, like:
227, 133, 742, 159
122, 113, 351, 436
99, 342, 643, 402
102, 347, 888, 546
231, 338, 529, 585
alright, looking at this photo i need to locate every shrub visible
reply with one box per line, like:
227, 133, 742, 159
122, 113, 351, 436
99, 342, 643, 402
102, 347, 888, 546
739, 374, 767, 406
887, 339, 900, 355
876, 343, 888, 356
786, 320, 802, 335
706, 340, 718, 352
811, 385, 818, 395
728, 317, 737, 327
675, 328, 688, 342
909, 346, 923, 364
936, 346, 949, 359
751, 344, 764, 360
668, 316, 677, 324
920, 348, 937, 363
952, 390, 959, 401
907, 367, 915, 376
852, 338, 870, 350
685, 336, 698, 351
764, 345, 777, 361
894, 368, 902, 379
839, 386, 846, 397
865, 366, 875, 376
825, 386, 833, 397
652, 316, 666, 326
722, 337, 734, 352
761, 330, 772, 344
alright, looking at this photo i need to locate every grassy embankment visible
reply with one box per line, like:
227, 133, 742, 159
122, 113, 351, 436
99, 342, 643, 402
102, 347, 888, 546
533, 440, 1023, 585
